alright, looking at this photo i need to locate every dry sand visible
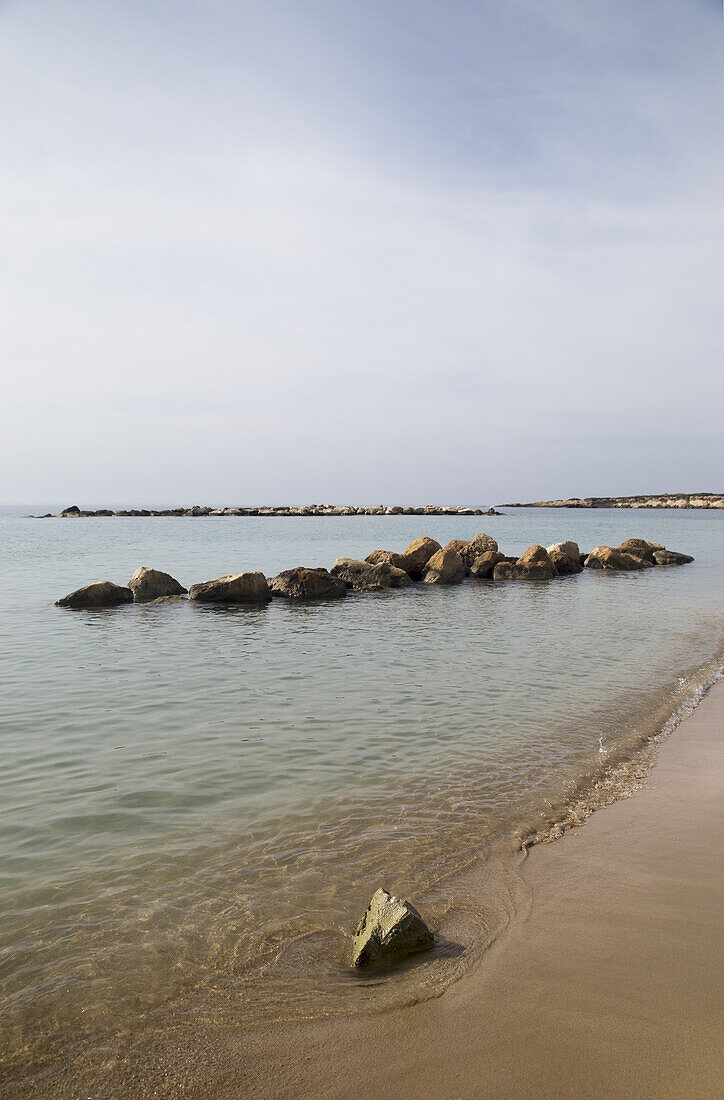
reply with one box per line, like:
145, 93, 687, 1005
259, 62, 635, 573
232, 678, 724, 1100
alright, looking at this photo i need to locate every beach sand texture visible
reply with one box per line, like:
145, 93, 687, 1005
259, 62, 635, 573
225, 679, 724, 1099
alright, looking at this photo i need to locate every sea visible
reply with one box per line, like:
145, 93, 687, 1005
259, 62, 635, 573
1, 505, 722, 1094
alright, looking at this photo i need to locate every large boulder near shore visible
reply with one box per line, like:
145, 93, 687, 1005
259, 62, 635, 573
515, 545, 557, 579
584, 546, 648, 571
269, 567, 347, 600
128, 566, 187, 602
459, 532, 498, 566
653, 549, 694, 566
400, 537, 442, 578
56, 581, 133, 608
189, 572, 270, 603
365, 550, 409, 571
548, 547, 583, 575
352, 888, 434, 968
470, 550, 505, 578
331, 558, 411, 591
422, 547, 465, 584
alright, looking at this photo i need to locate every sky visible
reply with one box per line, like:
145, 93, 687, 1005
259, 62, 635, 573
1, 0, 722, 504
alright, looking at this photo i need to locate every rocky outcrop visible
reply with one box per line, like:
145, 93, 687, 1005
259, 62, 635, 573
400, 537, 442, 579
352, 888, 434, 968
502, 493, 723, 510
56, 581, 133, 608
584, 547, 648, 571
653, 549, 695, 566
469, 550, 505, 578
269, 567, 347, 600
459, 532, 498, 565
422, 547, 465, 585
331, 558, 411, 591
188, 572, 271, 602
127, 566, 187, 602
365, 550, 409, 570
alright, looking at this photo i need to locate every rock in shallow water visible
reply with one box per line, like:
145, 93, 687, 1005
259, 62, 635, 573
352, 888, 434, 968
653, 549, 694, 566
422, 547, 465, 584
188, 572, 270, 603
56, 581, 133, 608
128, 566, 187, 602
269, 566, 347, 600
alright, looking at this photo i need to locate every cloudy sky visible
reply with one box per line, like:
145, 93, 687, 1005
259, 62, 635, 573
1, 0, 722, 504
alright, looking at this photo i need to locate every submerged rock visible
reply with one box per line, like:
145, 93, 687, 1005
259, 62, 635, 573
128, 566, 187, 602
269, 567, 347, 600
352, 888, 434, 968
653, 549, 694, 566
422, 547, 465, 584
400, 537, 442, 578
56, 581, 133, 608
188, 572, 271, 603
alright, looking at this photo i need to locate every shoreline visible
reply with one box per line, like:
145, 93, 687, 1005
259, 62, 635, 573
231, 675, 722, 1100
20, 668, 722, 1099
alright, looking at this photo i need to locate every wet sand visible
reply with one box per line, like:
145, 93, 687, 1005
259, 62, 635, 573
231, 678, 724, 1099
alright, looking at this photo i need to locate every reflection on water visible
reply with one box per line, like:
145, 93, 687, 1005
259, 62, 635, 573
0, 507, 722, 1090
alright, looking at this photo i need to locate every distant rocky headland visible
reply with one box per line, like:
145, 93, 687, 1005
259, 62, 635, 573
502, 493, 723, 510
39, 504, 504, 518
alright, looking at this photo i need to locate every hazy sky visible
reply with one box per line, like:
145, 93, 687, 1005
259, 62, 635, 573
1, 0, 722, 504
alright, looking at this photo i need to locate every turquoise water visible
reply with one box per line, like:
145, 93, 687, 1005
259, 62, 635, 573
1, 507, 722, 1090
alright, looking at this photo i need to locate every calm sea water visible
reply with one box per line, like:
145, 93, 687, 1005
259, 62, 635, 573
1, 506, 722, 1092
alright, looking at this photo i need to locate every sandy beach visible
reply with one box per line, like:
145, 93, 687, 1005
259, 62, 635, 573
224, 677, 724, 1100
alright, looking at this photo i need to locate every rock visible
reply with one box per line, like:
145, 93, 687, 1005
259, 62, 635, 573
331, 558, 411, 591
188, 572, 271, 602
422, 547, 466, 585
493, 559, 518, 580
60, 505, 81, 516
548, 547, 583, 575
618, 538, 657, 564
365, 550, 409, 570
56, 581, 133, 608
400, 537, 442, 579
547, 541, 580, 561
459, 532, 498, 566
128, 566, 187, 602
268, 567, 347, 600
485, 507, 503, 516
653, 549, 694, 566
352, 888, 434, 968
584, 546, 648, 571
492, 547, 556, 580
469, 550, 505, 578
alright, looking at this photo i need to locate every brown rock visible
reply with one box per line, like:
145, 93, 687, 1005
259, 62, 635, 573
548, 548, 583, 576
652, 549, 694, 566
422, 547, 465, 585
128, 566, 187, 602
268, 567, 347, 600
400, 537, 442, 578
56, 581, 133, 608
365, 550, 409, 570
189, 572, 271, 602
469, 551, 505, 578
459, 532, 498, 565
331, 558, 411, 591
618, 538, 657, 564
584, 547, 648, 571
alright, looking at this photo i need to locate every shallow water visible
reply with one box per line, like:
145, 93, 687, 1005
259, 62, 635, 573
0, 506, 722, 1090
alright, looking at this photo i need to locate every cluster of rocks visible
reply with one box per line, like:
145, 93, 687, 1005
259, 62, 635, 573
44, 504, 502, 519
55, 535, 694, 609
504, 493, 723, 510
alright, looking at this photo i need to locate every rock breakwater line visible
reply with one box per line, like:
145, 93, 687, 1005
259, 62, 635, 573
55, 536, 694, 608
39, 504, 503, 519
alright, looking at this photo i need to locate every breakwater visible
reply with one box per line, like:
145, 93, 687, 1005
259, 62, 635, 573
40, 504, 502, 518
